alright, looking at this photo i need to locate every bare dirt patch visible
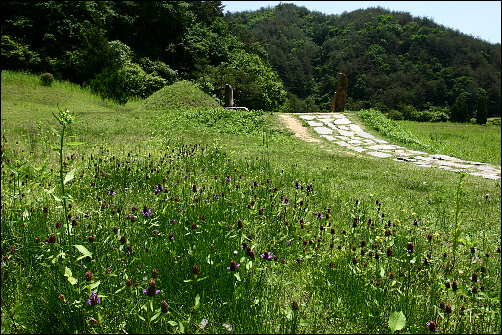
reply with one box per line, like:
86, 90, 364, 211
278, 114, 322, 143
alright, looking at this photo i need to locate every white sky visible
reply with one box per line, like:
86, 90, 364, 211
222, 1, 501, 44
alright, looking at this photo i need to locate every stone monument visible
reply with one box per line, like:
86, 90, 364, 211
329, 73, 348, 112
225, 84, 233, 108
224, 84, 249, 111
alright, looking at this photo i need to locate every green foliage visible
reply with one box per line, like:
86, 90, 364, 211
450, 96, 470, 123
356, 108, 429, 149
476, 95, 488, 125
39, 72, 54, 86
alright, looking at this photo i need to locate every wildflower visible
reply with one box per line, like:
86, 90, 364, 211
152, 268, 159, 278
88, 235, 94, 243
297, 258, 301, 265
439, 302, 445, 310
213, 194, 219, 199
360, 240, 366, 247
143, 280, 160, 296
470, 246, 475, 254
459, 305, 465, 315
352, 256, 358, 265
152, 229, 159, 235
426, 320, 438, 332
87, 291, 101, 305
227, 260, 240, 271
246, 247, 256, 259
48, 234, 56, 244
108, 189, 116, 196
85, 271, 93, 281
105, 267, 112, 274
222, 323, 233, 332
286, 240, 291, 246
120, 236, 126, 244
292, 300, 299, 310
385, 229, 391, 236
126, 279, 132, 286
193, 265, 200, 275
329, 261, 334, 268
472, 285, 478, 294
470, 272, 478, 282
445, 305, 452, 313
480, 265, 486, 273
142, 205, 151, 217
407, 242, 414, 253
452, 281, 458, 291
352, 217, 357, 228
260, 251, 272, 260
161, 300, 169, 313
237, 219, 243, 229
427, 234, 432, 241
317, 213, 323, 220
386, 247, 393, 257
445, 281, 451, 289
374, 252, 380, 260
389, 272, 395, 279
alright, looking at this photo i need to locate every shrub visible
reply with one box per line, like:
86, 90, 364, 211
486, 117, 501, 126
39, 72, 54, 86
89, 63, 166, 104
386, 109, 404, 120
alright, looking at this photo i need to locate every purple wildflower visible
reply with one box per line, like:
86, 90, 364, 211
227, 260, 240, 271
260, 251, 273, 260
142, 205, 151, 217
143, 280, 160, 296
87, 291, 101, 305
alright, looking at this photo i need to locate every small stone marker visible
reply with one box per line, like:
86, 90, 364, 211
329, 73, 348, 112
225, 84, 233, 108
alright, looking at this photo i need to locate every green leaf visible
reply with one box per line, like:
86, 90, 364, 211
67, 141, 86, 147
150, 311, 161, 322
380, 266, 385, 278
234, 272, 241, 281
74, 244, 92, 261
168, 321, 178, 326
246, 260, 253, 270
64, 267, 78, 285
299, 320, 313, 326
179, 321, 185, 333
194, 294, 201, 310
64, 168, 76, 185
388, 311, 406, 333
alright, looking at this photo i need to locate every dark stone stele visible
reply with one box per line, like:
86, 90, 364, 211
329, 73, 348, 112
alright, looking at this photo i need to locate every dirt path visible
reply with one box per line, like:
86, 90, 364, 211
278, 114, 322, 143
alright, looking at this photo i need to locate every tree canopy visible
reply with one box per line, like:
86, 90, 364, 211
2, 1, 500, 118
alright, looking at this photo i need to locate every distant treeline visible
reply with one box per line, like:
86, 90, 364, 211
2, 1, 500, 120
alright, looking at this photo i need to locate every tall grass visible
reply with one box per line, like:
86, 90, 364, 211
1, 71, 501, 334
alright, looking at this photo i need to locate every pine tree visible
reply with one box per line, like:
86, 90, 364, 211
476, 95, 487, 124
450, 96, 469, 123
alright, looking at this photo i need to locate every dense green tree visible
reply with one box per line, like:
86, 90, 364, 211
476, 93, 488, 125
450, 96, 470, 123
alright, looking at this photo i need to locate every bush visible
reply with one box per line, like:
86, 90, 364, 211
89, 63, 166, 104
486, 117, 501, 126
39, 72, 54, 86
386, 109, 404, 120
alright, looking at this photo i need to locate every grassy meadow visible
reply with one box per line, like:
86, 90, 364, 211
1, 71, 501, 334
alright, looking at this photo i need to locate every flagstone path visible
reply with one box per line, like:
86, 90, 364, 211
279, 113, 501, 180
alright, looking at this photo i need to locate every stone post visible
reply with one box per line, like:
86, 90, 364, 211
329, 73, 348, 112
225, 84, 233, 108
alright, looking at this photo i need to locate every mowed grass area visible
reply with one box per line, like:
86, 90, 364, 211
1, 71, 501, 334
395, 120, 501, 167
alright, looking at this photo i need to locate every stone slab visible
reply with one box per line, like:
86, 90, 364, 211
356, 131, 375, 139
367, 151, 393, 158
320, 135, 337, 141
313, 127, 333, 135
334, 118, 352, 125
307, 121, 324, 127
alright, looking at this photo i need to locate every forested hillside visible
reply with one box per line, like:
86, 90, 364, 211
2, 1, 500, 120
